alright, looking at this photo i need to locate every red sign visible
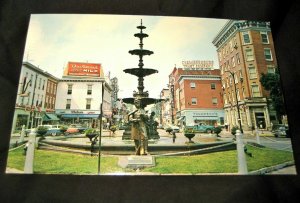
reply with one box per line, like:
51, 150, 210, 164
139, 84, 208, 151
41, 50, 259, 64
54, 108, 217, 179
67, 62, 101, 77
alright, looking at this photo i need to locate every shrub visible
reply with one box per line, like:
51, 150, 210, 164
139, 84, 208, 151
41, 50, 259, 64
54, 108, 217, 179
214, 126, 222, 136
231, 126, 239, 135
166, 127, 172, 134
36, 126, 48, 136
85, 128, 97, 135
110, 125, 117, 133
60, 125, 68, 133
184, 127, 195, 134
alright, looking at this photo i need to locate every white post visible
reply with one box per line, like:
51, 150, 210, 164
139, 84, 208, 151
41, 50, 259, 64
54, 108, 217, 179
236, 130, 248, 174
255, 127, 261, 145
24, 129, 36, 174
19, 125, 26, 143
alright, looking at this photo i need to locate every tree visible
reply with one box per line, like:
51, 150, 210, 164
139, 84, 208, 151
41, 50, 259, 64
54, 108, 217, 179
260, 69, 286, 123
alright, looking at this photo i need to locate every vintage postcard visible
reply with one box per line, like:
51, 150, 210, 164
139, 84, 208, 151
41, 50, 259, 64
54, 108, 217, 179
6, 14, 296, 175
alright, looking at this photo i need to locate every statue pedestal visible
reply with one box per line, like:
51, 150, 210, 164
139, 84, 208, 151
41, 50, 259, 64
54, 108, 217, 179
118, 155, 155, 169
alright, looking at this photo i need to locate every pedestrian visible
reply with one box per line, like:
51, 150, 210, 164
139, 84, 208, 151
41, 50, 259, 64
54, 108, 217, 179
172, 131, 176, 143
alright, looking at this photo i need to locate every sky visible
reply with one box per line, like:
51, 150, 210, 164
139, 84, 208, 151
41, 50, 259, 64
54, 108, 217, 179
23, 14, 228, 98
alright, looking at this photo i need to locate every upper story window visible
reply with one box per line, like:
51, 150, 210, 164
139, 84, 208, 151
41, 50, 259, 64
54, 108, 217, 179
267, 65, 275, 74
66, 99, 71, 109
87, 85, 92, 95
248, 66, 257, 79
212, 97, 218, 105
245, 49, 254, 61
236, 89, 240, 101
30, 74, 33, 86
264, 48, 273, 61
211, 83, 216, 90
260, 32, 269, 44
38, 78, 41, 89
236, 53, 241, 64
242, 31, 251, 44
42, 80, 45, 90
86, 98, 91, 109
191, 97, 197, 105
231, 56, 236, 67
67, 84, 73, 95
234, 73, 238, 84
190, 82, 196, 88
251, 85, 261, 97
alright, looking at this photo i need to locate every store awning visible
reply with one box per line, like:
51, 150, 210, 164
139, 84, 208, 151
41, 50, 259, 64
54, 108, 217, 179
43, 113, 60, 121
61, 114, 100, 118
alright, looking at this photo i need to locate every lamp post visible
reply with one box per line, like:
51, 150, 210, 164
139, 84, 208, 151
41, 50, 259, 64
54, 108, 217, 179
225, 71, 243, 133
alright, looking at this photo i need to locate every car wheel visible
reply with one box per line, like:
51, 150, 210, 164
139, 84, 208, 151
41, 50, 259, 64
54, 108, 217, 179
206, 129, 212, 133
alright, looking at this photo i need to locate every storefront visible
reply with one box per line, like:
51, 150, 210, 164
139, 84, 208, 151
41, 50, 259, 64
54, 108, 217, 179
181, 109, 225, 126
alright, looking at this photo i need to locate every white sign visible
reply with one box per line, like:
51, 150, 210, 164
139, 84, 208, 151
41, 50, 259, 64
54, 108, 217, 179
182, 60, 214, 69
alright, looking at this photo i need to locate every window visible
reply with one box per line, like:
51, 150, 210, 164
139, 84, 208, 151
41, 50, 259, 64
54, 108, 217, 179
38, 78, 41, 89
86, 99, 91, 109
67, 84, 73, 95
87, 85, 92, 95
236, 53, 241, 64
42, 80, 45, 90
251, 85, 261, 97
267, 65, 275, 74
232, 91, 235, 103
242, 31, 251, 44
236, 89, 240, 101
211, 83, 216, 90
191, 98, 197, 105
231, 56, 236, 67
234, 73, 238, 84
245, 49, 254, 61
260, 32, 269, 44
218, 51, 222, 59
53, 84, 56, 94
66, 99, 71, 109
190, 82, 196, 88
264, 48, 273, 61
242, 88, 246, 98
248, 66, 257, 79
229, 40, 233, 52
30, 74, 33, 86
212, 97, 218, 105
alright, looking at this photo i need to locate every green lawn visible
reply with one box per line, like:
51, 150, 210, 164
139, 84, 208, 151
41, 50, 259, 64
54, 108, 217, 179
6, 145, 294, 174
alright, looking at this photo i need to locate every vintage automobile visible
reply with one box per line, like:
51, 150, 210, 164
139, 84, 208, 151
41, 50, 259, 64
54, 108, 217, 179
191, 123, 215, 133
25, 124, 63, 136
271, 124, 289, 137
66, 124, 88, 134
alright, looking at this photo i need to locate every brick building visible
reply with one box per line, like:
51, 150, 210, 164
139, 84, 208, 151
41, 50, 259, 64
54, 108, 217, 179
212, 20, 278, 130
169, 64, 224, 127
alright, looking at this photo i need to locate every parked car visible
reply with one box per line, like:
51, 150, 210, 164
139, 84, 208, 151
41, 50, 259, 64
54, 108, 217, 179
157, 124, 164, 129
165, 125, 180, 133
271, 124, 289, 137
66, 124, 88, 134
191, 123, 215, 133
25, 125, 63, 136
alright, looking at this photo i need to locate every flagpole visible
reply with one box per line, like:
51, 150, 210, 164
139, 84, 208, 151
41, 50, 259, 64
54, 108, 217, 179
98, 81, 104, 175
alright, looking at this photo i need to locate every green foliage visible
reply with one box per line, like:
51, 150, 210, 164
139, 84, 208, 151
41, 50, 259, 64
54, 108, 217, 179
184, 127, 195, 134
214, 126, 222, 135
84, 128, 97, 135
110, 125, 117, 133
36, 126, 48, 136
59, 125, 68, 133
166, 127, 172, 133
260, 70, 286, 120
231, 126, 239, 135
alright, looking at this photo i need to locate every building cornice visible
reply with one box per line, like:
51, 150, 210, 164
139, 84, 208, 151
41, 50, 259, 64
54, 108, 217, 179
178, 75, 221, 83
22, 61, 60, 81
212, 20, 271, 49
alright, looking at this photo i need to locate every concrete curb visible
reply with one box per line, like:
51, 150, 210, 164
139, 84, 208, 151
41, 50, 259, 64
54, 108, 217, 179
248, 161, 295, 175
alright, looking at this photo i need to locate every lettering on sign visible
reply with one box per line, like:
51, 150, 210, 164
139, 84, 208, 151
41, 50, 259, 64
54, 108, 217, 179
67, 62, 101, 77
193, 112, 218, 117
182, 60, 214, 69
128, 156, 154, 165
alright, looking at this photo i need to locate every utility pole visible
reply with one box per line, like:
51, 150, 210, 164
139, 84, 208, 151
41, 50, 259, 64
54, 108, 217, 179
29, 73, 38, 128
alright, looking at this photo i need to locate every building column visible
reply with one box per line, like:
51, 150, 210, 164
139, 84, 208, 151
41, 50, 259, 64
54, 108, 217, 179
264, 106, 271, 130
245, 107, 252, 127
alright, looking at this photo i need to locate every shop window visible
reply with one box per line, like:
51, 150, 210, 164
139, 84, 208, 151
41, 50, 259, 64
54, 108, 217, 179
191, 98, 197, 105
66, 99, 71, 109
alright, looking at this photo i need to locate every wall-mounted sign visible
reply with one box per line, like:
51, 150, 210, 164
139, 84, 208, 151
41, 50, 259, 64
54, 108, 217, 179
182, 60, 214, 69
67, 62, 101, 77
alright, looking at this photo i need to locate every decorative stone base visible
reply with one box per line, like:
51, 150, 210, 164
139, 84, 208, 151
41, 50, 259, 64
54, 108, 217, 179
118, 155, 155, 169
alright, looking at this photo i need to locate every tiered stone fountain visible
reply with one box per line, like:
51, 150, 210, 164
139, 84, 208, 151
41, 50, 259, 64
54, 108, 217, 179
122, 20, 162, 140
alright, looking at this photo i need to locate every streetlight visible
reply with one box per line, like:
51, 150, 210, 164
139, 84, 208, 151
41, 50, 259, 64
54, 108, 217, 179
225, 70, 243, 133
